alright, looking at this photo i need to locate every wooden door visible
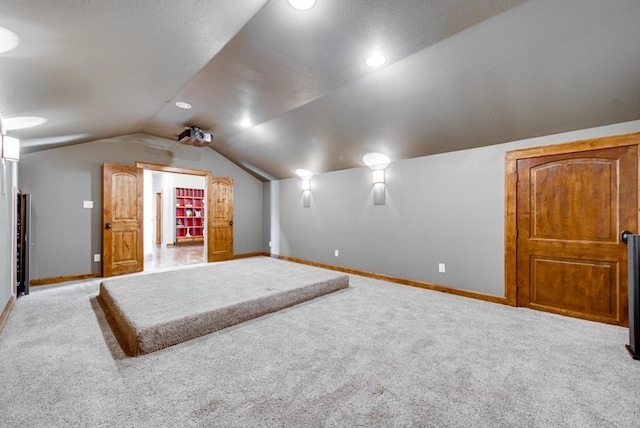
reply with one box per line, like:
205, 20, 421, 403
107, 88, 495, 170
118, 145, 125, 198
102, 163, 144, 277
516, 145, 637, 326
207, 176, 234, 262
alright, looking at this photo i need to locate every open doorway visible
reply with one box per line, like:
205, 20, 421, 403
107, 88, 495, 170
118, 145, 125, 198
143, 170, 206, 272
102, 162, 233, 278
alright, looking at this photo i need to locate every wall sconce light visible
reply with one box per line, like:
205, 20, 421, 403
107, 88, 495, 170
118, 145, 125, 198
1, 135, 20, 162
363, 152, 390, 205
296, 169, 313, 208
1, 134, 20, 195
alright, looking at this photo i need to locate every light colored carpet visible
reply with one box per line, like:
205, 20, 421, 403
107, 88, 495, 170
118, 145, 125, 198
98, 257, 349, 355
1, 265, 640, 427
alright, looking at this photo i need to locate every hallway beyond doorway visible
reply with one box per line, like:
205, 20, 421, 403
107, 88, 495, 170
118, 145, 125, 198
145, 245, 205, 272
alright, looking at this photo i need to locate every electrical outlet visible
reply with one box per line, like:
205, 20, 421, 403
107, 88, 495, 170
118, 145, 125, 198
335, 250, 339, 257
94, 254, 101, 262
438, 263, 445, 273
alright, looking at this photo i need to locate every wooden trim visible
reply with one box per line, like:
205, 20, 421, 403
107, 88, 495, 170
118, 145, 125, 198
29, 256, 269, 285
233, 252, 270, 259
30, 273, 101, 287
175, 237, 205, 246
0, 296, 15, 335
135, 162, 211, 177
506, 132, 640, 161
504, 151, 518, 306
276, 254, 507, 306
504, 132, 640, 308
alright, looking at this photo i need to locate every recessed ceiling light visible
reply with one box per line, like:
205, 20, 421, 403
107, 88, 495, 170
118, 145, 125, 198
3, 116, 47, 130
0, 26, 19, 54
240, 118, 252, 128
288, 0, 316, 11
175, 101, 192, 109
365, 53, 387, 68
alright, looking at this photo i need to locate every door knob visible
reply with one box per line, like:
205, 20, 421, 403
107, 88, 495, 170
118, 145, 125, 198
105, 222, 112, 230
621, 230, 632, 244
229, 220, 233, 226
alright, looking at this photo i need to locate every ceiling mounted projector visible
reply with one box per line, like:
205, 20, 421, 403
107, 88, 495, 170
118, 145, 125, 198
178, 126, 212, 147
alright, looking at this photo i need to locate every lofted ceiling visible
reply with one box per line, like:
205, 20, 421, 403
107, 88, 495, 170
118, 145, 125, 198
1, 0, 639, 181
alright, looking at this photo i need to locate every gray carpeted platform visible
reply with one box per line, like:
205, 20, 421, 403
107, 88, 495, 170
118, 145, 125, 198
98, 257, 348, 356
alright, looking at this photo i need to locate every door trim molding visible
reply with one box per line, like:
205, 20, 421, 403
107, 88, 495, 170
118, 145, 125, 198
135, 162, 211, 177
135, 162, 214, 263
504, 132, 640, 307
155, 192, 162, 246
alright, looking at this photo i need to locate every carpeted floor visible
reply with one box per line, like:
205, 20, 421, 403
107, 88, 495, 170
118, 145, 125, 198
1, 262, 640, 427
99, 258, 348, 355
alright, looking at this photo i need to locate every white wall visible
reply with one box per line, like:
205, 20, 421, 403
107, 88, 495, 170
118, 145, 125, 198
0, 160, 18, 313
143, 170, 154, 257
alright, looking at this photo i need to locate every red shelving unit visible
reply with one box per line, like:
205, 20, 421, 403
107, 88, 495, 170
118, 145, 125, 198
175, 187, 205, 245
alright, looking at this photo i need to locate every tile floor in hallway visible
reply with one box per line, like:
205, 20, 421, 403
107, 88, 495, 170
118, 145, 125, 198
145, 244, 205, 272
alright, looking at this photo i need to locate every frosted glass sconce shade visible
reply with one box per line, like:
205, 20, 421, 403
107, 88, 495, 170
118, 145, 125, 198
372, 169, 385, 184
301, 179, 311, 191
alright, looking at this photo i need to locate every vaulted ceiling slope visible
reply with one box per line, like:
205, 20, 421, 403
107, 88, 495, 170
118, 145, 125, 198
1, 0, 639, 180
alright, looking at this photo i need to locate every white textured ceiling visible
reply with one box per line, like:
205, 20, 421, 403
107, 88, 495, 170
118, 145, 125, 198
1, 0, 640, 180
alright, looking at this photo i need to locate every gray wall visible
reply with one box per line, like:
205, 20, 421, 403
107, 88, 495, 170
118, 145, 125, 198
18, 133, 263, 280
0, 161, 17, 313
7, 120, 640, 302
267, 120, 640, 298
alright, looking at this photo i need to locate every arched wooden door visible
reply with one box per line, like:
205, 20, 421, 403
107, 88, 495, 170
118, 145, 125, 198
207, 176, 234, 262
506, 133, 640, 326
102, 163, 144, 277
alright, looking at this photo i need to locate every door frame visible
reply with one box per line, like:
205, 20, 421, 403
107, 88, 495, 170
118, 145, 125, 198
505, 132, 640, 307
135, 161, 211, 256
155, 192, 162, 246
